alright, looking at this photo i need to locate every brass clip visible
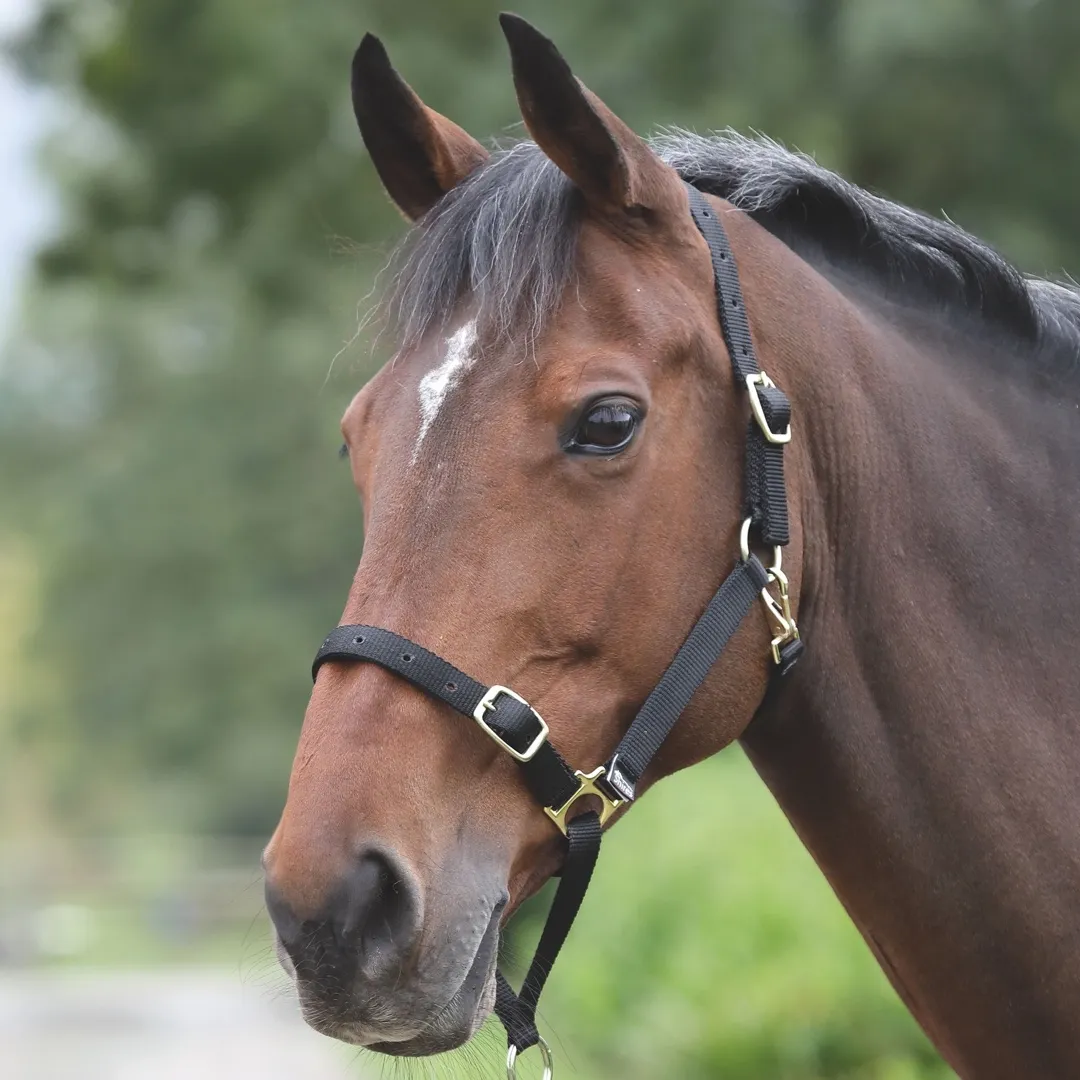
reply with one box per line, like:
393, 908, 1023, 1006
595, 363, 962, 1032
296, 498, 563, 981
761, 567, 800, 665
543, 766, 623, 837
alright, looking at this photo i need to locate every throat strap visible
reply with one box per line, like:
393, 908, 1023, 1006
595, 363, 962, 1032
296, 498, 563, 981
601, 554, 770, 802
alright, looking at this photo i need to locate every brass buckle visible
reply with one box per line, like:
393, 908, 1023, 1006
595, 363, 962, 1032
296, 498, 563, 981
473, 685, 549, 762
745, 372, 792, 444
543, 766, 623, 836
761, 566, 800, 665
507, 1037, 553, 1079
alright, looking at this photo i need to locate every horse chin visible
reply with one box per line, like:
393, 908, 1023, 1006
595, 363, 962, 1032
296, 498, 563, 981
283, 898, 502, 1057
298, 958, 497, 1056
367, 969, 498, 1056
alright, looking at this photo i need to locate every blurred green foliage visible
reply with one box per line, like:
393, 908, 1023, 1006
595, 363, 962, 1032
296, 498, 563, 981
3, 0, 1079, 1076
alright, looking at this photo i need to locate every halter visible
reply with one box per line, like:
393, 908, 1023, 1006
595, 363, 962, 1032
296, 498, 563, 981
311, 184, 803, 1078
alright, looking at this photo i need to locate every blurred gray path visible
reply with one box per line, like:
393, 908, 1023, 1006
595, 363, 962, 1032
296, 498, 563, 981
0, 968, 365, 1079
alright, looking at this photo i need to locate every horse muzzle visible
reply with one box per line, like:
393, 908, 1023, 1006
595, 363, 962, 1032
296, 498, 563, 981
265, 849, 505, 1054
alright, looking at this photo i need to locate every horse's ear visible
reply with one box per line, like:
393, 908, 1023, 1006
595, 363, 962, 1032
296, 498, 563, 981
351, 34, 489, 221
499, 13, 675, 213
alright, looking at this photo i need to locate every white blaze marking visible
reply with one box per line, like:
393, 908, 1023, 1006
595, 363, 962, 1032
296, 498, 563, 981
413, 319, 479, 459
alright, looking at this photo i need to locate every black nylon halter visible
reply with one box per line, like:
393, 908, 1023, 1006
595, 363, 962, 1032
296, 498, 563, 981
310, 183, 803, 1064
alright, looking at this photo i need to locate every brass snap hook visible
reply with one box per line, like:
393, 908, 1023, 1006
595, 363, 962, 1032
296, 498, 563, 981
507, 1037, 553, 1080
740, 518, 799, 665
761, 565, 800, 665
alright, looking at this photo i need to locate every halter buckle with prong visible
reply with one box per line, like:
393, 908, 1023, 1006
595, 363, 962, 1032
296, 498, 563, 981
745, 371, 792, 444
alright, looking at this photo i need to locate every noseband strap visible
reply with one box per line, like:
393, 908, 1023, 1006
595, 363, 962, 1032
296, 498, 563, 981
313, 625, 581, 809
309, 183, 804, 1065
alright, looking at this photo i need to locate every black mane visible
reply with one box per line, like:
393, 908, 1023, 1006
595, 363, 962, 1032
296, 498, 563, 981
385, 129, 1080, 372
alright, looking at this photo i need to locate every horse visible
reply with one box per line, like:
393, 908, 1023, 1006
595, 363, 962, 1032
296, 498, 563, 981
263, 14, 1080, 1078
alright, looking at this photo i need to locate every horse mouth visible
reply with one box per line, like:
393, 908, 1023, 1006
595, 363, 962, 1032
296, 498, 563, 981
284, 895, 504, 1056
366, 960, 499, 1056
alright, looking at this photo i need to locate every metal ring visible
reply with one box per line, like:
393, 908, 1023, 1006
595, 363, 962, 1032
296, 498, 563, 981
769, 546, 783, 574
507, 1037, 553, 1080
739, 516, 752, 561
739, 516, 782, 573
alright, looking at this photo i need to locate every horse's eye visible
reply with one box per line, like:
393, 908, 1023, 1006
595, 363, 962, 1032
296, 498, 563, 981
567, 400, 640, 455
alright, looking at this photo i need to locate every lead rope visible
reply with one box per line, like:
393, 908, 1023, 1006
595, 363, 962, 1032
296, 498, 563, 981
310, 183, 803, 1079
494, 811, 602, 1063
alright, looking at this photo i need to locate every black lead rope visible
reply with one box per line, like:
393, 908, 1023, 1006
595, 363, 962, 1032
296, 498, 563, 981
493, 810, 602, 1052
309, 183, 803, 1071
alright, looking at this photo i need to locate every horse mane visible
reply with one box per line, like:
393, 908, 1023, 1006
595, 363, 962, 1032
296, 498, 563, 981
385, 129, 1080, 371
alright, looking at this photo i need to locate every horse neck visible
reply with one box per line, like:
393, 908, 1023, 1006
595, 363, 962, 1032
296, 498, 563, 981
734, 221, 1080, 1074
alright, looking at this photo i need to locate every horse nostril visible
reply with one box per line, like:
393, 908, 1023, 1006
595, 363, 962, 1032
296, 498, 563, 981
265, 848, 420, 979
264, 877, 304, 950
341, 851, 390, 935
